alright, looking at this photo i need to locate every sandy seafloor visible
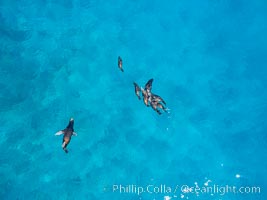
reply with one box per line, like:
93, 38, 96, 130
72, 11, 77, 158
0, 0, 267, 199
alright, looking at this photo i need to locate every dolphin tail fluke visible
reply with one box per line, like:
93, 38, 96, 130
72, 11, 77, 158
62, 142, 68, 153
63, 148, 68, 153
157, 110, 162, 115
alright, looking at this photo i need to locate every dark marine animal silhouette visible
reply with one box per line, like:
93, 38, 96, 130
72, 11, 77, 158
55, 118, 77, 153
133, 82, 141, 100
118, 56, 123, 72
133, 78, 168, 115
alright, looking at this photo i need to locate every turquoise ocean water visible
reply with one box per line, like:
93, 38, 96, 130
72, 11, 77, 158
0, 0, 267, 199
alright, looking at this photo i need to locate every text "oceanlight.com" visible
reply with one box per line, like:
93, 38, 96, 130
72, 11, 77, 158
112, 184, 261, 196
